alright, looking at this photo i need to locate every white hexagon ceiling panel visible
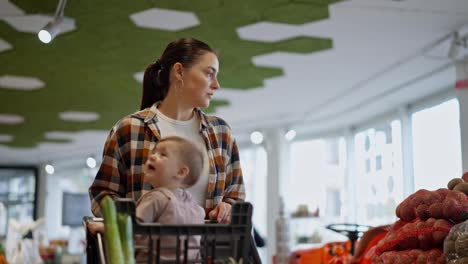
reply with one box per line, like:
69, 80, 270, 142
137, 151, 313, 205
59, 112, 100, 122
2, 14, 76, 34
0, 114, 24, 125
0, 38, 12, 53
0, 134, 13, 143
0, 0, 24, 18
237, 22, 301, 43
130, 8, 200, 31
0, 75, 44, 90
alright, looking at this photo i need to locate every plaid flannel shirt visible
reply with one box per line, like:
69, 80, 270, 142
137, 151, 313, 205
89, 102, 245, 216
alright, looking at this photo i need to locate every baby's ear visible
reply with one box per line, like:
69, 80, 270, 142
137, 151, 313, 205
177, 165, 189, 179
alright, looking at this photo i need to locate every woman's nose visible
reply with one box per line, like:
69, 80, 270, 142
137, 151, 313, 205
211, 78, 220, 90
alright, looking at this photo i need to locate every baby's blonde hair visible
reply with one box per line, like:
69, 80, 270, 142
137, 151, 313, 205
156, 136, 204, 187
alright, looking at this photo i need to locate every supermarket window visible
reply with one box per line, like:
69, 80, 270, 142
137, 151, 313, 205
354, 120, 404, 226
412, 98, 462, 191
239, 146, 267, 237
286, 137, 347, 223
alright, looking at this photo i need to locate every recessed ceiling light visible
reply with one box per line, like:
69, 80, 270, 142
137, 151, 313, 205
0, 114, 24, 124
0, 75, 44, 90
284, 129, 296, 141
86, 157, 97, 168
133, 71, 144, 83
45, 164, 55, 174
250, 131, 264, 145
59, 111, 99, 122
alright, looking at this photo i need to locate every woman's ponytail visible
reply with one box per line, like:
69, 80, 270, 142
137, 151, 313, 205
140, 60, 168, 110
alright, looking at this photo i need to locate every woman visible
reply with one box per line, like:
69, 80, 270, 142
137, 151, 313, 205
89, 38, 244, 224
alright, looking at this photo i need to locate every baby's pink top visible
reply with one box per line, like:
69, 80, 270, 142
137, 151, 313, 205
136, 187, 205, 260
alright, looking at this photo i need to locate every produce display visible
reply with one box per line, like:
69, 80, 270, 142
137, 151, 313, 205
396, 189, 468, 223
373, 248, 445, 264
447, 173, 468, 195
374, 218, 453, 254
369, 175, 468, 264
444, 220, 468, 264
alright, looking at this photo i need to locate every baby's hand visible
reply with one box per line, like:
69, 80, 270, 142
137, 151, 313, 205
209, 202, 232, 224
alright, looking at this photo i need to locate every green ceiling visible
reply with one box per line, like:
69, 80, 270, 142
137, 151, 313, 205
0, 0, 337, 147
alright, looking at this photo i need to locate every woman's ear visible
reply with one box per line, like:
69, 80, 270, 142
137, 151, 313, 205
172, 62, 184, 81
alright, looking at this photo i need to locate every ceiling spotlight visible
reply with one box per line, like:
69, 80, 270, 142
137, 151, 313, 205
250, 131, 264, 145
285, 129, 296, 141
38, 17, 63, 44
86, 157, 97, 169
45, 164, 55, 175
38, 0, 68, 44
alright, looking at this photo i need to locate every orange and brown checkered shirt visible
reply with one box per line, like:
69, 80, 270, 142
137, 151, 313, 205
89, 102, 245, 216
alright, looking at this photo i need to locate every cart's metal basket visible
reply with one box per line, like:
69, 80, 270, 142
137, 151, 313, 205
84, 199, 261, 264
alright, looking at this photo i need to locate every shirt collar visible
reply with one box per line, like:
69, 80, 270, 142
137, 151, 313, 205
144, 101, 209, 131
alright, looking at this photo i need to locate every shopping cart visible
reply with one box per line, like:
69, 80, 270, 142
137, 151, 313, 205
83, 199, 261, 264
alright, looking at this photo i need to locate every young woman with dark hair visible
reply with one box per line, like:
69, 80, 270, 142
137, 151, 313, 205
89, 38, 244, 224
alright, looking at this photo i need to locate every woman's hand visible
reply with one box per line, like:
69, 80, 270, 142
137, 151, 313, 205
87, 221, 104, 235
208, 202, 232, 224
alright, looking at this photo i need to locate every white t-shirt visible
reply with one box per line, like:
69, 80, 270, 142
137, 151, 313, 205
155, 108, 209, 208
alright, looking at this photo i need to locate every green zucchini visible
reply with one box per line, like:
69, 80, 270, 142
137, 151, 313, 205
100, 196, 124, 264
117, 212, 135, 264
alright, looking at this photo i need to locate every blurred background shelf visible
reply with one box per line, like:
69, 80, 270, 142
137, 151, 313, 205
0, 166, 38, 238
